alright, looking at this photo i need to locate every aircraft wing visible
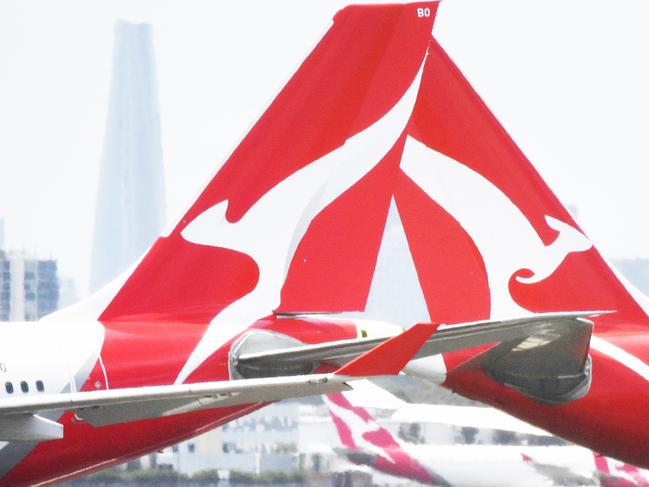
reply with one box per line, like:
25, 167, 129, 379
0, 374, 350, 432
237, 311, 597, 404
0, 311, 596, 441
236, 311, 595, 369
0, 324, 436, 440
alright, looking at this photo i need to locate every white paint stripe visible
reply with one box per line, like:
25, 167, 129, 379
590, 336, 649, 382
98, 354, 110, 390
175, 56, 428, 385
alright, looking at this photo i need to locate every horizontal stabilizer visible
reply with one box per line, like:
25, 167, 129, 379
450, 313, 597, 404
0, 374, 350, 431
234, 312, 598, 379
0, 323, 436, 434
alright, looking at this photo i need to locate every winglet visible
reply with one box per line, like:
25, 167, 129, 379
335, 323, 439, 377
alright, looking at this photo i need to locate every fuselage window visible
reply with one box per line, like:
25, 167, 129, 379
20, 381, 28, 393
5, 382, 13, 394
36, 380, 44, 392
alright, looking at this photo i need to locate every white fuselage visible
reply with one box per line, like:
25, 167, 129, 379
0, 321, 103, 399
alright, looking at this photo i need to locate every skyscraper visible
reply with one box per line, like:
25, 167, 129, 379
0, 253, 59, 321
90, 21, 166, 292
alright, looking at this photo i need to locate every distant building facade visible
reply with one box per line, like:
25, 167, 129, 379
90, 20, 166, 292
56, 277, 78, 310
154, 402, 335, 476
0, 252, 59, 321
150, 398, 457, 478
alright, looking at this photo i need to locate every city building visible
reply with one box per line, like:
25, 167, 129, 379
57, 277, 78, 310
151, 397, 458, 479
155, 402, 306, 476
90, 20, 166, 292
0, 252, 59, 321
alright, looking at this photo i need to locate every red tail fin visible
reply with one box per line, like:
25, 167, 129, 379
87, 3, 438, 325
324, 391, 445, 485
53, 2, 647, 388
595, 452, 649, 487
394, 37, 649, 329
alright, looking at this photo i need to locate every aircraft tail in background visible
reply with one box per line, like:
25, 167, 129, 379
594, 452, 649, 487
324, 391, 449, 486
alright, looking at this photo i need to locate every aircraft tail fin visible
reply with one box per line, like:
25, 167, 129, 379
324, 390, 449, 486
392, 37, 649, 330
324, 392, 389, 452
48, 2, 439, 326
48, 1, 649, 346
594, 452, 649, 487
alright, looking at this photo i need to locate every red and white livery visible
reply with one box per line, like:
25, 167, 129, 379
2, 1, 648, 484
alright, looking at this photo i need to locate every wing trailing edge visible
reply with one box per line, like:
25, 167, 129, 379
233, 311, 598, 404
0, 324, 432, 437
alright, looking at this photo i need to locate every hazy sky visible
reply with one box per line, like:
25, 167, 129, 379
1, 1, 648, 295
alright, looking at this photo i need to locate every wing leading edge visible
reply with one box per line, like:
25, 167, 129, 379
0, 324, 437, 440
0, 311, 596, 441
235, 312, 597, 405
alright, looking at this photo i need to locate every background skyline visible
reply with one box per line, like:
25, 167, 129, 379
1, 1, 648, 295
90, 20, 166, 292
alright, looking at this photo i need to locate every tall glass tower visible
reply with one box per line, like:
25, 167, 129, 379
91, 21, 166, 292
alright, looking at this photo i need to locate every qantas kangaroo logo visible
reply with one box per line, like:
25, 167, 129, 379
177, 61, 426, 383
177, 57, 592, 382
325, 392, 446, 486
595, 453, 649, 487
400, 135, 592, 319
326, 393, 402, 464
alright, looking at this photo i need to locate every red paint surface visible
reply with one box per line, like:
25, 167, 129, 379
3, 316, 359, 485
337, 323, 437, 377
395, 170, 490, 323
443, 331, 649, 469
410, 38, 649, 329
278, 135, 405, 313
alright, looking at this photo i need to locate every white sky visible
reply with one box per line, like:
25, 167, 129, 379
0, 1, 648, 296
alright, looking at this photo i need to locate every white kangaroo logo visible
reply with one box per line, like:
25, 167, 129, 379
400, 136, 592, 319
324, 395, 400, 465
176, 60, 427, 384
